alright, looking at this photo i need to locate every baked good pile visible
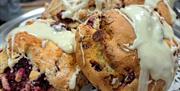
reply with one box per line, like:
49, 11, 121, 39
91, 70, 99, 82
0, 0, 179, 91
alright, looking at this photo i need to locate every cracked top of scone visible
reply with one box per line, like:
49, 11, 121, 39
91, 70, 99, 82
0, 22, 86, 91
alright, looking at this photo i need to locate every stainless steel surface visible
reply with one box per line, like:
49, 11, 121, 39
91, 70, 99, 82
0, 7, 45, 46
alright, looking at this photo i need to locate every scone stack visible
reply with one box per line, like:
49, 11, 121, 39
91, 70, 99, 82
0, 0, 179, 91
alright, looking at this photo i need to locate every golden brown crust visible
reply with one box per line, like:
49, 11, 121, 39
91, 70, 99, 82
148, 80, 165, 91
76, 24, 114, 91
123, 0, 144, 6
28, 41, 62, 72
156, 1, 173, 25
8, 32, 42, 54
8, 32, 62, 72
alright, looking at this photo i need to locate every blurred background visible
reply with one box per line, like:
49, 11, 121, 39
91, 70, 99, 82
0, 0, 50, 25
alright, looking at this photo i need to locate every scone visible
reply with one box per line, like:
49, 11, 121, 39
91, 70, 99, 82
76, 14, 140, 91
0, 0, 178, 91
76, 5, 178, 91
0, 22, 86, 91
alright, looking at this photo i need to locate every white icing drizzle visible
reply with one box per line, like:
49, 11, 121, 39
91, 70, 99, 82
144, 0, 161, 8
11, 35, 15, 59
7, 35, 16, 68
41, 39, 48, 48
120, 5, 177, 91
69, 67, 80, 89
7, 22, 75, 53
61, 0, 89, 19
95, 0, 104, 10
78, 28, 86, 66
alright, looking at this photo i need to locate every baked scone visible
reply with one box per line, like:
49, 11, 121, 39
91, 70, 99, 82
0, 22, 87, 91
76, 5, 178, 91
76, 13, 140, 91
0, 0, 178, 91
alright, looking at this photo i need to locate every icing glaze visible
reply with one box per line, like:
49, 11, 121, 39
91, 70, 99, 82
7, 22, 75, 53
121, 5, 176, 91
